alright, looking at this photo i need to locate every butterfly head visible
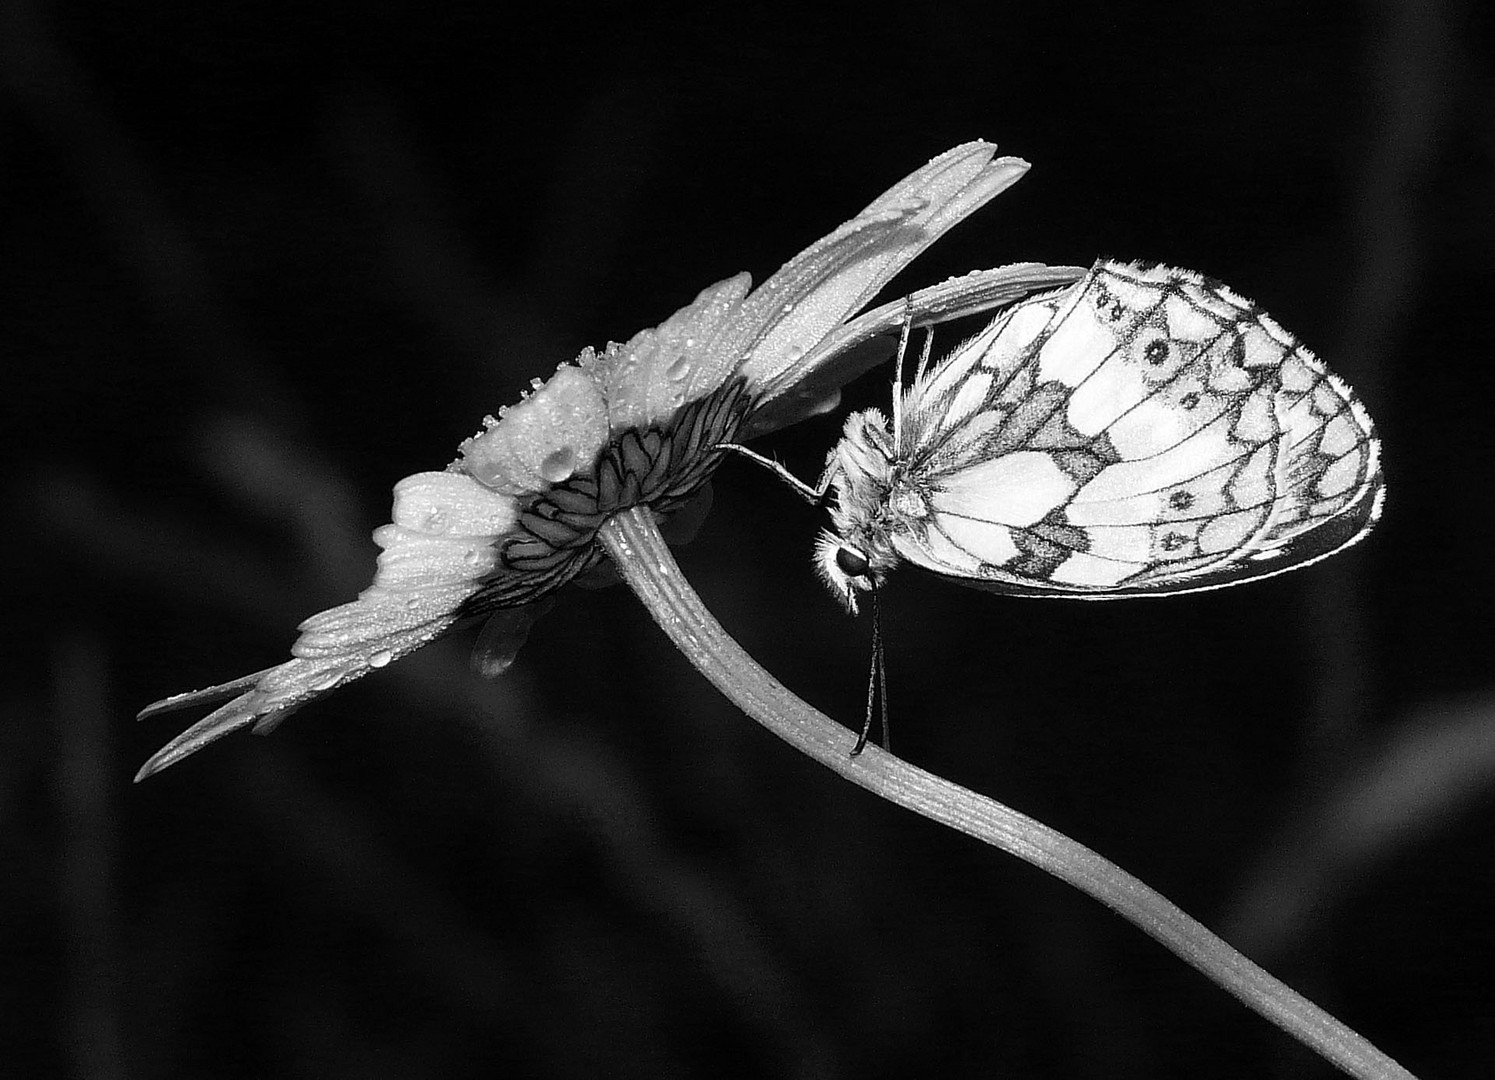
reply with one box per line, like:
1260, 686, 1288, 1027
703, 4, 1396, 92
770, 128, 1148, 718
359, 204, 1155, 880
814, 408, 903, 614
814, 530, 886, 614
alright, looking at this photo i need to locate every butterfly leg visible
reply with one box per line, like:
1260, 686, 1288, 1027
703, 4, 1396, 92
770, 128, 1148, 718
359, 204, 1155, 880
716, 444, 832, 505
890, 297, 914, 452
851, 650, 876, 755
915, 323, 935, 380
851, 586, 889, 756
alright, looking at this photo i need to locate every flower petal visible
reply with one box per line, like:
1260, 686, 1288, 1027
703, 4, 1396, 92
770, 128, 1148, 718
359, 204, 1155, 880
721, 143, 1031, 397
459, 366, 610, 494
135, 471, 522, 778
580, 274, 753, 434
744, 262, 1087, 437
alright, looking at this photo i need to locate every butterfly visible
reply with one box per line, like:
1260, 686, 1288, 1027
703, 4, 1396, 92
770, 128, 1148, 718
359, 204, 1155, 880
727, 259, 1383, 745
739, 259, 1383, 608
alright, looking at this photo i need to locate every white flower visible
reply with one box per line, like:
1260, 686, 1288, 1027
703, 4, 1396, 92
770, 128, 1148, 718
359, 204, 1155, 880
136, 141, 1082, 779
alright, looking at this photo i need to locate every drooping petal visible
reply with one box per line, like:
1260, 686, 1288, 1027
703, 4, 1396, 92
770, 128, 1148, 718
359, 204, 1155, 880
470, 597, 557, 679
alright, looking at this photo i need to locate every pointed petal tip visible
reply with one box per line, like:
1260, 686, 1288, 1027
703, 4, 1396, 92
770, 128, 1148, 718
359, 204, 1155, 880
133, 735, 209, 781
133, 755, 167, 783
135, 668, 275, 722
132, 728, 222, 782
133, 688, 285, 780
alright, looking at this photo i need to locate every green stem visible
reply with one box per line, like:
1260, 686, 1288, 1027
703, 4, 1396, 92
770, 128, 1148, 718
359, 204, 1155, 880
598, 506, 1416, 1080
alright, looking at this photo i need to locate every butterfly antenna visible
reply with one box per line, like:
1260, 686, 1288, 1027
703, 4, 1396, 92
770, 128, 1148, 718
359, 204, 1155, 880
852, 585, 890, 756
875, 589, 890, 753
891, 297, 914, 454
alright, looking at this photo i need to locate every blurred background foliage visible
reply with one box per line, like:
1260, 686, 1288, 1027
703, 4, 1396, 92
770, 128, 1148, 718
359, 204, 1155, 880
4, 0, 1493, 1076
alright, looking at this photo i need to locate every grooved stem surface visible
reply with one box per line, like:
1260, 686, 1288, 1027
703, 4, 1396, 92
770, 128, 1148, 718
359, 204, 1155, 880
599, 506, 1416, 1080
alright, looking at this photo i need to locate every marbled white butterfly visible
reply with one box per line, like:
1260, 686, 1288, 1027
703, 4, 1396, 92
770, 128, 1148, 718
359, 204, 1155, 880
734, 259, 1383, 612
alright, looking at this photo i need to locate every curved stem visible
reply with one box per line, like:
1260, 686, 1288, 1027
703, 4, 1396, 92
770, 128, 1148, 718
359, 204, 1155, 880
598, 506, 1416, 1080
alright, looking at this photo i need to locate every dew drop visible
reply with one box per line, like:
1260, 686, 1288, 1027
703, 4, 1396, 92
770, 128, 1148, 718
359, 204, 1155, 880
539, 446, 577, 483
463, 548, 483, 566
665, 355, 690, 381
310, 671, 342, 692
369, 649, 393, 668
781, 302, 795, 314
785, 345, 804, 363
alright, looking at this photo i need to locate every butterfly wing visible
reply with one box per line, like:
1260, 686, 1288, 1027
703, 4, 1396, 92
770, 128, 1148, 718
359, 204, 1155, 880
887, 260, 1383, 598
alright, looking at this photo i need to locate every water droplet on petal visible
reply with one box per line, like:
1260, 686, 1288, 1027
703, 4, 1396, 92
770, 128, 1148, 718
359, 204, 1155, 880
665, 355, 690, 381
539, 446, 577, 483
786, 345, 804, 363
463, 548, 483, 566
369, 649, 393, 668
781, 302, 795, 314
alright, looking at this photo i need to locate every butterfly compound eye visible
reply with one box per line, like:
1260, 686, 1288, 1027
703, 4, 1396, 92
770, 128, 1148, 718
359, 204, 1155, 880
835, 547, 871, 578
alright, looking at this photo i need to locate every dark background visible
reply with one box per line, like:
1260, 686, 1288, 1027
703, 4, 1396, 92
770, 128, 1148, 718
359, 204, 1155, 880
5, 1, 1493, 1077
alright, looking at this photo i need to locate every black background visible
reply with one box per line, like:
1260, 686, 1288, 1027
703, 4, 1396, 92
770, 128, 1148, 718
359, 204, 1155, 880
5, 2, 1493, 1077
